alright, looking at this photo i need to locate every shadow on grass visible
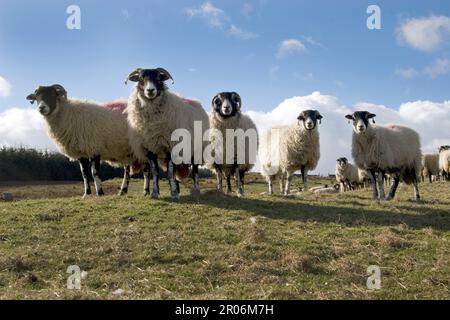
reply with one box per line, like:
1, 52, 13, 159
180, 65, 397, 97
175, 190, 450, 231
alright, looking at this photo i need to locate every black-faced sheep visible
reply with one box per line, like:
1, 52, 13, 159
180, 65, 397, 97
206, 92, 258, 197
125, 68, 210, 201
260, 110, 323, 195
26, 85, 139, 197
421, 153, 440, 183
345, 111, 422, 201
335, 157, 359, 192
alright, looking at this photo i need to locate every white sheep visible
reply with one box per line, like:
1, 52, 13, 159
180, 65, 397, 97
125, 68, 209, 200
345, 111, 422, 201
439, 145, 450, 181
358, 168, 371, 189
207, 92, 258, 197
26, 85, 139, 197
260, 110, 322, 195
421, 153, 440, 183
335, 157, 359, 192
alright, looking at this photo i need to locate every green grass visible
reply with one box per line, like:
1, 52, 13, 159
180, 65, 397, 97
0, 176, 449, 299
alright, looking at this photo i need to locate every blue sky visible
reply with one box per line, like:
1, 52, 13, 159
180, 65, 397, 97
1, 0, 450, 112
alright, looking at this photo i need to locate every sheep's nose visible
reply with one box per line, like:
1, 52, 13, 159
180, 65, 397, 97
147, 89, 156, 95
358, 125, 365, 131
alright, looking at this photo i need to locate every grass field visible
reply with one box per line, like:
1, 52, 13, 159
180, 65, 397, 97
0, 175, 449, 299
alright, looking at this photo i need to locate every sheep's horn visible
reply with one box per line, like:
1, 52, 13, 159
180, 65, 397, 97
51, 84, 67, 99
156, 68, 174, 84
26, 86, 42, 103
125, 68, 142, 85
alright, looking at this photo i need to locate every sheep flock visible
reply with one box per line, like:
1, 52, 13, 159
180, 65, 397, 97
26, 67, 450, 203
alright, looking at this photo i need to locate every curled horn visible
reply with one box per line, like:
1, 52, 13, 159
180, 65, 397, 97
156, 68, 174, 84
125, 68, 142, 85
51, 84, 67, 99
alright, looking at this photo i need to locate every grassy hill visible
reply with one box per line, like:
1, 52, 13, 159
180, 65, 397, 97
0, 176, 449, 299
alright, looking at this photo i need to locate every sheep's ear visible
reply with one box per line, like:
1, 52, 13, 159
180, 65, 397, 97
156, 68, 174, 84
125, 68, 142, 85
345, 114, 353, 124
316, 111, 323, 124
26, 93, 36, 104
297, 112, 305, 121
367, 113, 376, 124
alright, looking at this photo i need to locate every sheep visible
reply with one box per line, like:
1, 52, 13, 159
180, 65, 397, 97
206, 92, 258, 197
26, 84, 139, 197
125, 68, 209, 200
345, 111, 422, 201
358, 168, 371, 189
313, 184, 340, 194
260, 110, 323, 195
439, 145, 450, 181
421, 153, 440, 183
335, 157, 359, 192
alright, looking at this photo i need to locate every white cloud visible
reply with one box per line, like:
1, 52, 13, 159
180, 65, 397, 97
396, 15, 450, 52
0, 76, 12, 97
185, 2, 227, 29
227, 24, 259, 40
277, 39, 306, 58
185, 2, 257, 41
246, 92, 450, 174
423, 58, 450, 78
395, 68, 419, 79
0, 108, 54, 150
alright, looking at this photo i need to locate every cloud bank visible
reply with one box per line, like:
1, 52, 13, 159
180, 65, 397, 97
1, 93, 449, 174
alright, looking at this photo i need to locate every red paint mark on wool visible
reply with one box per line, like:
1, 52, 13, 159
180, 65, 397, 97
182, 98, 202, 109
102, 101, 127, 112
385, 124, 400, 130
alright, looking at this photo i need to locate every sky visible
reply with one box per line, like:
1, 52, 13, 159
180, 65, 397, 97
1, 0, 450, 174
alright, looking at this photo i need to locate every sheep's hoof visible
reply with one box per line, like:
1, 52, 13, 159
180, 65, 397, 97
97, 189, 105, 197
81, 194, 90, 199
118, 189, 128, 196
236, 190, 244, 198
151, 192, 160, 199
171, 193, 180, 201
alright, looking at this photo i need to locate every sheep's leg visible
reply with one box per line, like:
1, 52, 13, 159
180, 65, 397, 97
369, 170, 378, 200
79, 158, 92, 198
267, 175, 274, 195
148, 152, 160, 198
216, 169, 224, 192
191, 164, 200, 194
301, 167, 308, 192
339, 181, 345, 193
413, 173, 421, 201
284, 171, 293, 195
279, 173, 285, 194
143, 162, 151, 196
90, 155, 104, 196
119, 166, 131, 196
386, 176, 400, 201
236, 169, 245, 197
429, 174, 432, 184
166, 153, 179, 201
226, 173, 232, 194
378, 171, 386, 200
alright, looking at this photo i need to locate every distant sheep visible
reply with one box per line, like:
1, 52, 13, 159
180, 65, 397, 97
345, 111, 422, 201
421, 153, 440, 183
206, 92, 258, 197
335, 157, 359, 192
260, 110, 322, 195
439, 145, 450, 181
125, 68, 210, 200
26, 85, 138, 197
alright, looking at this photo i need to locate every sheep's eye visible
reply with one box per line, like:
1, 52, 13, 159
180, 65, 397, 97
214, 98, 221, 106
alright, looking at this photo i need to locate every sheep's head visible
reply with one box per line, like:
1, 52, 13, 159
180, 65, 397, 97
297, 110, 323, 130
336, 157, 348, 168
212, 92, 241, 119
345, 111, 376, 134
26, 84, 67, 116
439, 145, 450, 153
125, 68, 174, 100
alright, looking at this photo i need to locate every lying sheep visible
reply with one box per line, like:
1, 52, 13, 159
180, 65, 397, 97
439, 145, 450, 181
26, 85, 139, 197
260, 110, 323, 195
345, 111, 422, 201
207, 92, 258, 197
335, 157, 359, 192
313, 184, 340, 194
421, 153, 440, 183
125, 68, 209, 200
